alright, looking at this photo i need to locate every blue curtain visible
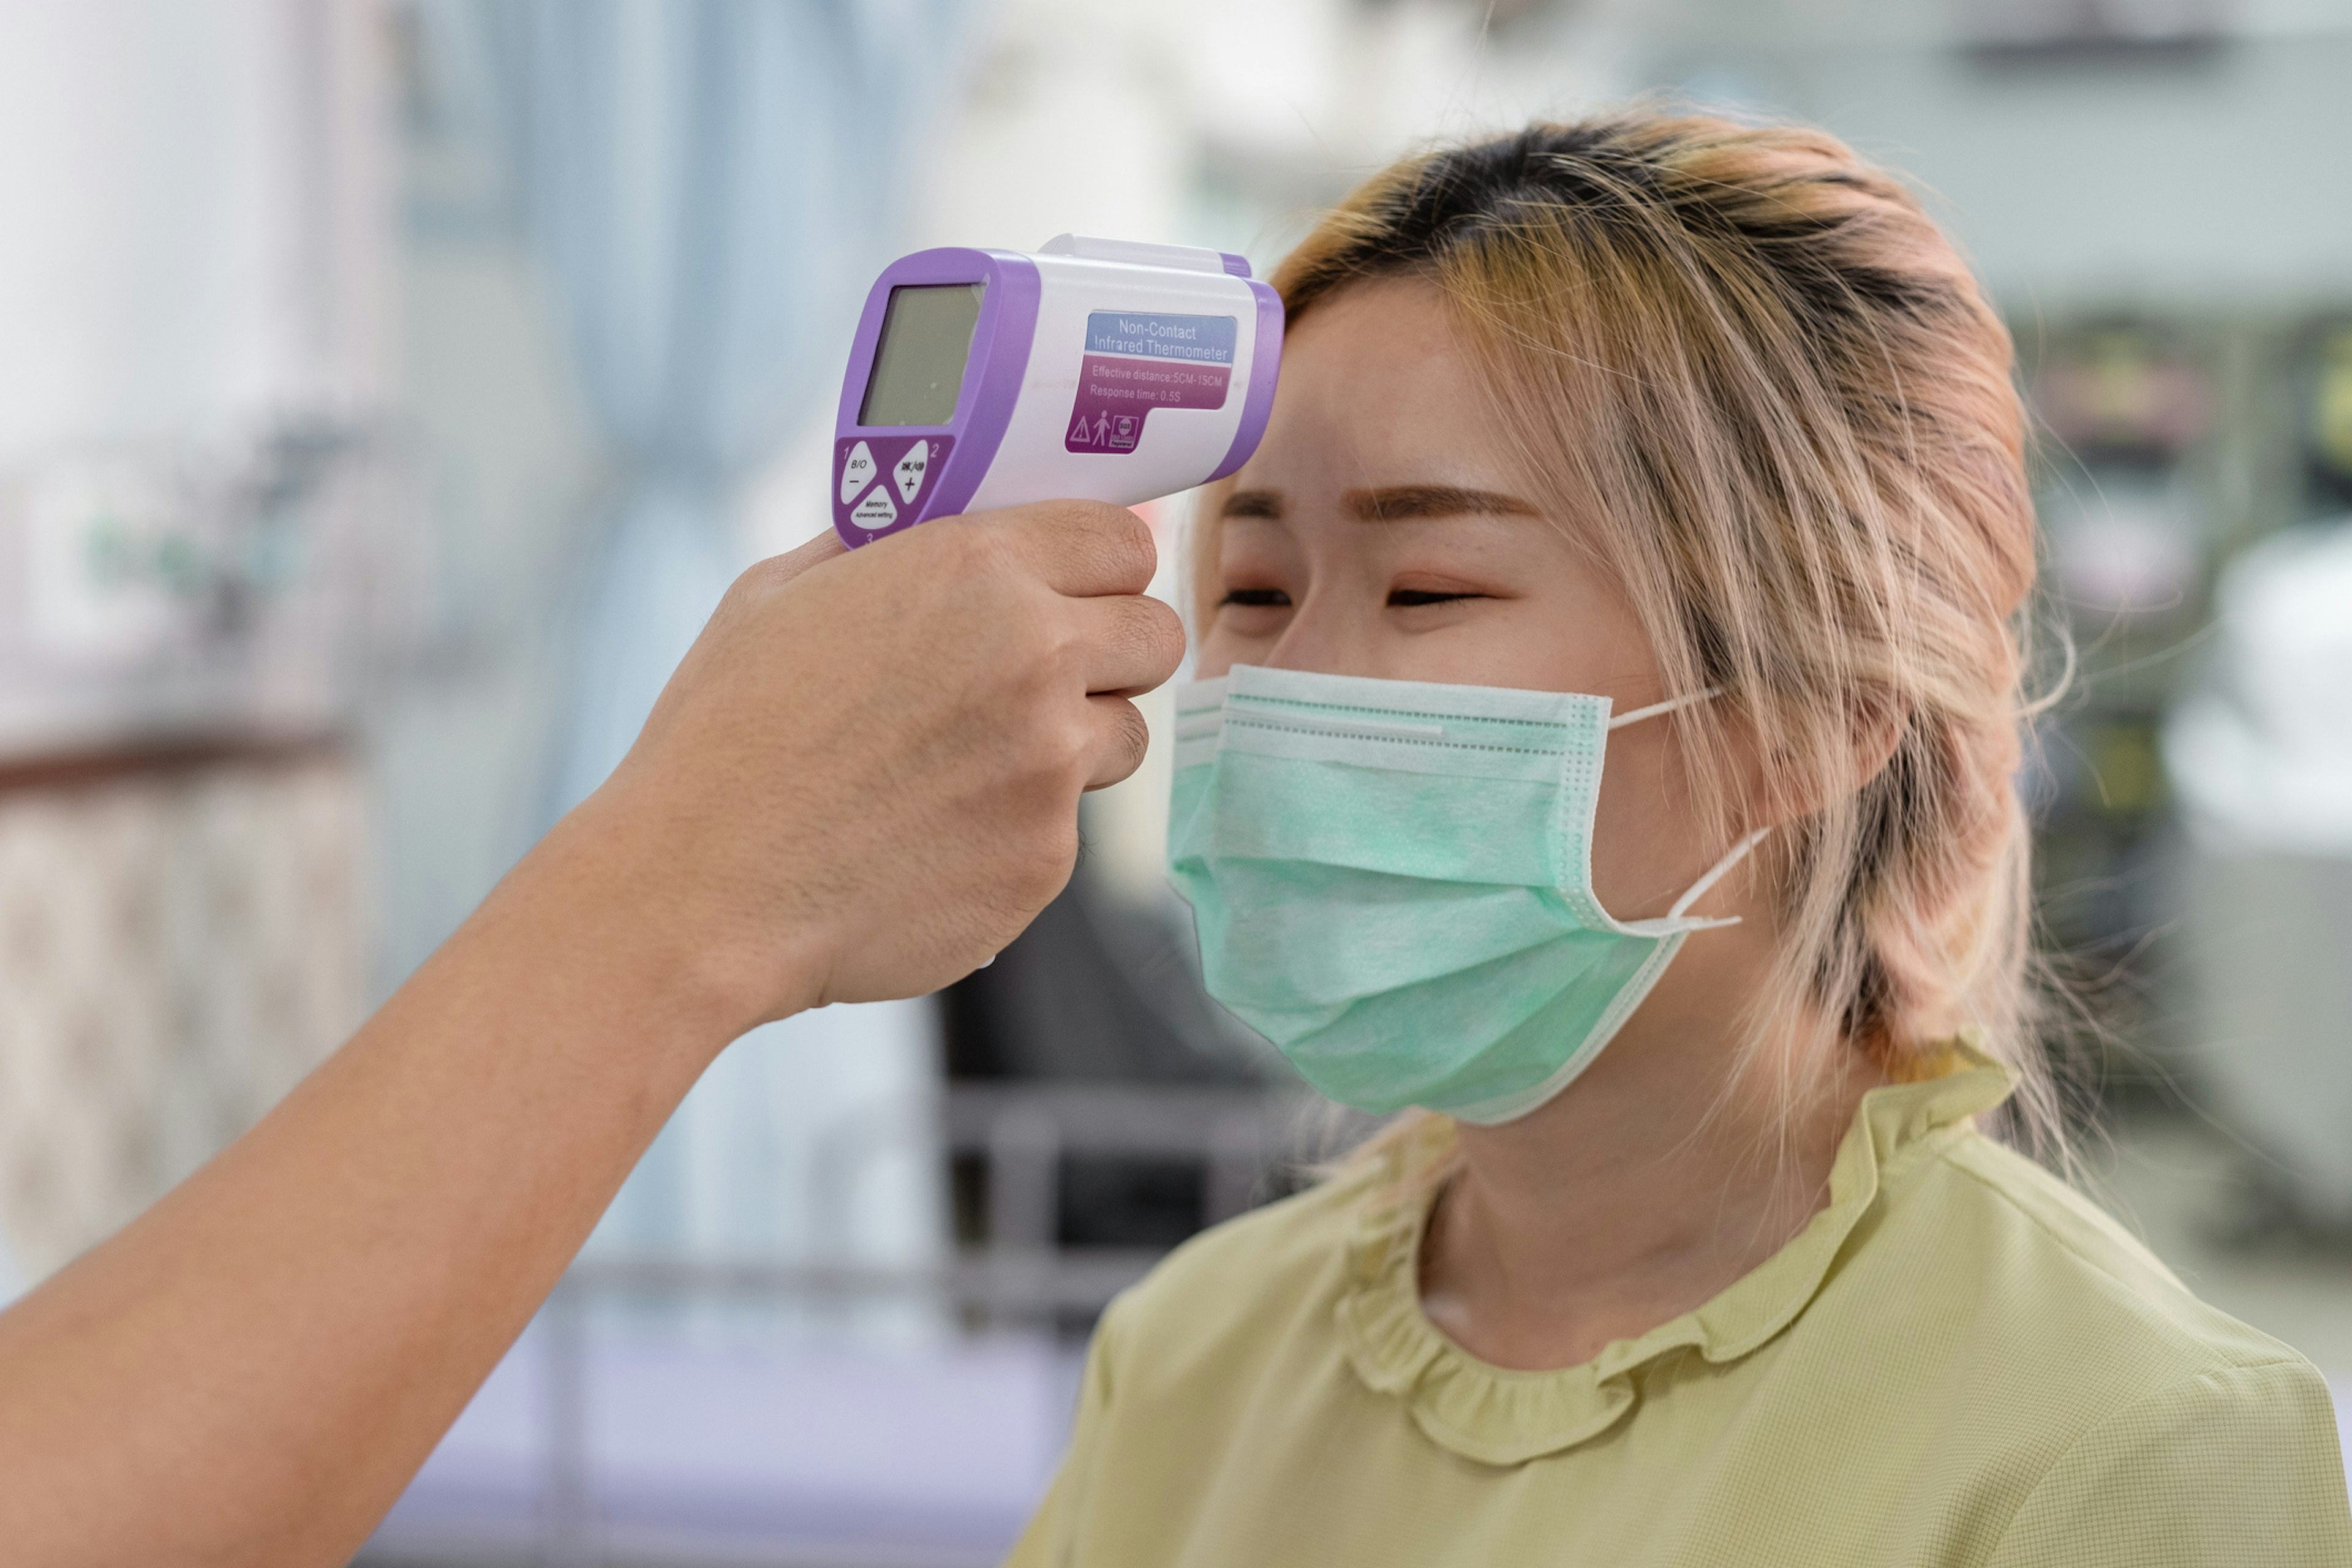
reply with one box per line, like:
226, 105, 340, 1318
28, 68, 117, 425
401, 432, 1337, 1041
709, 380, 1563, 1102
429, 0, 974, 1269
462, 0, 965, 813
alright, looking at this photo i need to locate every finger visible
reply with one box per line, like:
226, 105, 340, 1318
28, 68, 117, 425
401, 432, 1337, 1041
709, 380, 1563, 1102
1081, 695, 1153, 791
1070, 592, 1187, 696
989, 502, 1159, 598
764, 528, 848, 588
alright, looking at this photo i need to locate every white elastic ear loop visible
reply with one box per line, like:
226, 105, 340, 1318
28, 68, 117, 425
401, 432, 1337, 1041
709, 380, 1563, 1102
1601, 684, 1761, 927
1599, 682, 1768, 921
1666, 826, 1771, 922
1607, 685, 1726, 731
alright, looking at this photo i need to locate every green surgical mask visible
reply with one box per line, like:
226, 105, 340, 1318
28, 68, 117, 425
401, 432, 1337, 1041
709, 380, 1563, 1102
1166, 665, 1763, 1125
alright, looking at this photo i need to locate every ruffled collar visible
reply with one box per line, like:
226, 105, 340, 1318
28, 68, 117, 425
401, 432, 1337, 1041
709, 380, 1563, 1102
1333, 1042, 2018, 1467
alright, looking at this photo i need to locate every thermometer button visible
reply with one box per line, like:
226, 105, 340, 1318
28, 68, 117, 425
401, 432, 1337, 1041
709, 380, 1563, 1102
851, 486, 899, 530
892, 440, 930, 505
840, 440, 878, 504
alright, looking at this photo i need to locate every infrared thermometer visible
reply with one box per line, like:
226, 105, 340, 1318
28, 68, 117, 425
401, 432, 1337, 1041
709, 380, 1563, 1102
831, 234, 1283, 546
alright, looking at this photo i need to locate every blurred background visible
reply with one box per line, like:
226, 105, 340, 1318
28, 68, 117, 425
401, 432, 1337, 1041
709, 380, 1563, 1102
1, 0, 2348, 1562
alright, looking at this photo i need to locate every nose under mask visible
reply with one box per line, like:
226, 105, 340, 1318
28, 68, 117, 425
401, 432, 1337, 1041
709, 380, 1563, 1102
1166, 664, 1765, 1125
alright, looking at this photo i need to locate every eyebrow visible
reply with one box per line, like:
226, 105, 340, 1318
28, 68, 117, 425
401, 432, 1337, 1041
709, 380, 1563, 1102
1219, 484, 1541, 522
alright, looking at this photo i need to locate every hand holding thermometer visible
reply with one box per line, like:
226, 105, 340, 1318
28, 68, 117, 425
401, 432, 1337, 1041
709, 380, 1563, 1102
832, 234, 1283, 546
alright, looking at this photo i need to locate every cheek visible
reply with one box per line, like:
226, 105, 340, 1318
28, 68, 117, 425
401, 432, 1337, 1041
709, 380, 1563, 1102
1586, 722, 1707, 919
1192, 636, 1238, 680
1190, 616, 1262, 681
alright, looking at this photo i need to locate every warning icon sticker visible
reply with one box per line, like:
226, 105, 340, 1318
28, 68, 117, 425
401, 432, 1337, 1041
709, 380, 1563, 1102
1064, 349, 1230, 456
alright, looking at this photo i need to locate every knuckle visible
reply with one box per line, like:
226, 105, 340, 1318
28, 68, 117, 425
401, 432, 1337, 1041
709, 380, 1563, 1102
1119, 719, 1157, 775
1099, 508, 1156, 580
1016, 710, 1086, 782
1094, 699, 1149, 783
1057, 497, 1128, 535
993, 581, 1058, 652
1027, 612, 1084, 684
1009, 499, 1088, 555
1112, 597, 1183, 681
946, 511, 1016, 565
1149, 599, 1188, 667
1115, 606, 1158, 673
1049, 497, 1108, 530
1136, 591, 1182, 645
1038, 501, 1152, 584
1016, 830, 1077, 908
1112, 501, 1155, 549
1059, 717, 1097, 773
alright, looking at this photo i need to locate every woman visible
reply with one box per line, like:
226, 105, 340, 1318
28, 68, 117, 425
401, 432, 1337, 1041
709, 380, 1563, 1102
1008, 113, 2352, 1566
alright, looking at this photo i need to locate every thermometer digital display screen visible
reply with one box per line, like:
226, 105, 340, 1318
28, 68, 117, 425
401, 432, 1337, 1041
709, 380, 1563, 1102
858, 282, 985, 428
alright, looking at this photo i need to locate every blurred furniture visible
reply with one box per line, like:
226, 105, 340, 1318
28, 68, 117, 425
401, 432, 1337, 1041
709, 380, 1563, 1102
2182, 851, 2352, 1226
2168, 522, 2352, 1226
365, 1079, 1307, 1568
944, 875, 1270, 1088
0, 434, 415, 1286
0, 742, 366, 1275
2018, 320, 2213, 1061
0, 2, 408, 754
2011, 308, 2352, 1082
0, 4, 406, 1281
944, 872, 1293, 1252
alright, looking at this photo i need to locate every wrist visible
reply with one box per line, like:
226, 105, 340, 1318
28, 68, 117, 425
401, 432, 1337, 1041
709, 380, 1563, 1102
491, 790, 824, 1073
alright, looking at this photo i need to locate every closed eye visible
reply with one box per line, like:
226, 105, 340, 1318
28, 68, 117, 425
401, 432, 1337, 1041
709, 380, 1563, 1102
1388, 588, 1482, 607
1221, 588, 1292, 608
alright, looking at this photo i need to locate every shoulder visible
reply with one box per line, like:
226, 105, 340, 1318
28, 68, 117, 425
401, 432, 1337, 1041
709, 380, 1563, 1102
1872, 1129, 2350, 1554
1912, 1128, 2301, 1378
1798, 1127, 2351, 1559
1981, 1354, 2352, 1566
1093, 1164, 1377, 1385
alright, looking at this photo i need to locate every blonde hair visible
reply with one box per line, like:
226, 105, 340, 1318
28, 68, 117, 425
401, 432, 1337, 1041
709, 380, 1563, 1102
1196, 111, 2057, 1153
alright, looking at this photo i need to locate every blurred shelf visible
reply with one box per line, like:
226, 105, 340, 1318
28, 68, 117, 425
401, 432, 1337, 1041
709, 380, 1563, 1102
0, 728, 346, 794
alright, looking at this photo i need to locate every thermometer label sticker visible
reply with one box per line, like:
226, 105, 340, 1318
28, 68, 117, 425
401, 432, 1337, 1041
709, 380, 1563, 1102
1066, 312, 1236, 454
1084, 312, 1237, 364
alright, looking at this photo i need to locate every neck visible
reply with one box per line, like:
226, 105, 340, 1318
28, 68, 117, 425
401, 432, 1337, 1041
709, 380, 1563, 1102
1417, 930, 1884, 1371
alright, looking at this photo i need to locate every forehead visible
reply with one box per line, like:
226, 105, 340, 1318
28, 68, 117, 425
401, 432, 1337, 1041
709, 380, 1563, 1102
1237, 279, 1521, 491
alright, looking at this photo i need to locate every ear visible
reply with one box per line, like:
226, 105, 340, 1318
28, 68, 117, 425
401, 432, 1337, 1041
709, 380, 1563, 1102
1733, 692, 1907, 832
1842, 690, 1907, 799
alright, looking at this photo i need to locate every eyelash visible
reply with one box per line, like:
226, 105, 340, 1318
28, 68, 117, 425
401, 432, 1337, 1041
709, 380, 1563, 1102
1219, 587, 1481, 609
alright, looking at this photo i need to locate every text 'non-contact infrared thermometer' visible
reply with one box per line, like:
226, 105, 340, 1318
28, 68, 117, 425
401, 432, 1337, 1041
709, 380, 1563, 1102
831, 235, 1283, 546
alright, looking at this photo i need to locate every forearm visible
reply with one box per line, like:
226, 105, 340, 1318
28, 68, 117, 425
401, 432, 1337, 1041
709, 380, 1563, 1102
0, 795, 754, 1567
0, 506, 1178, 1566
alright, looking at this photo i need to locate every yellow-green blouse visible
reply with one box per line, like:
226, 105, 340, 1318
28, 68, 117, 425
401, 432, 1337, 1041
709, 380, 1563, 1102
1008, 1048, 2352, 1566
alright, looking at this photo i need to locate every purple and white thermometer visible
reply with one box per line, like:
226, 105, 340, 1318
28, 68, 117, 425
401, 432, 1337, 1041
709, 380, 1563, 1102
831, 234, 1283, 547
